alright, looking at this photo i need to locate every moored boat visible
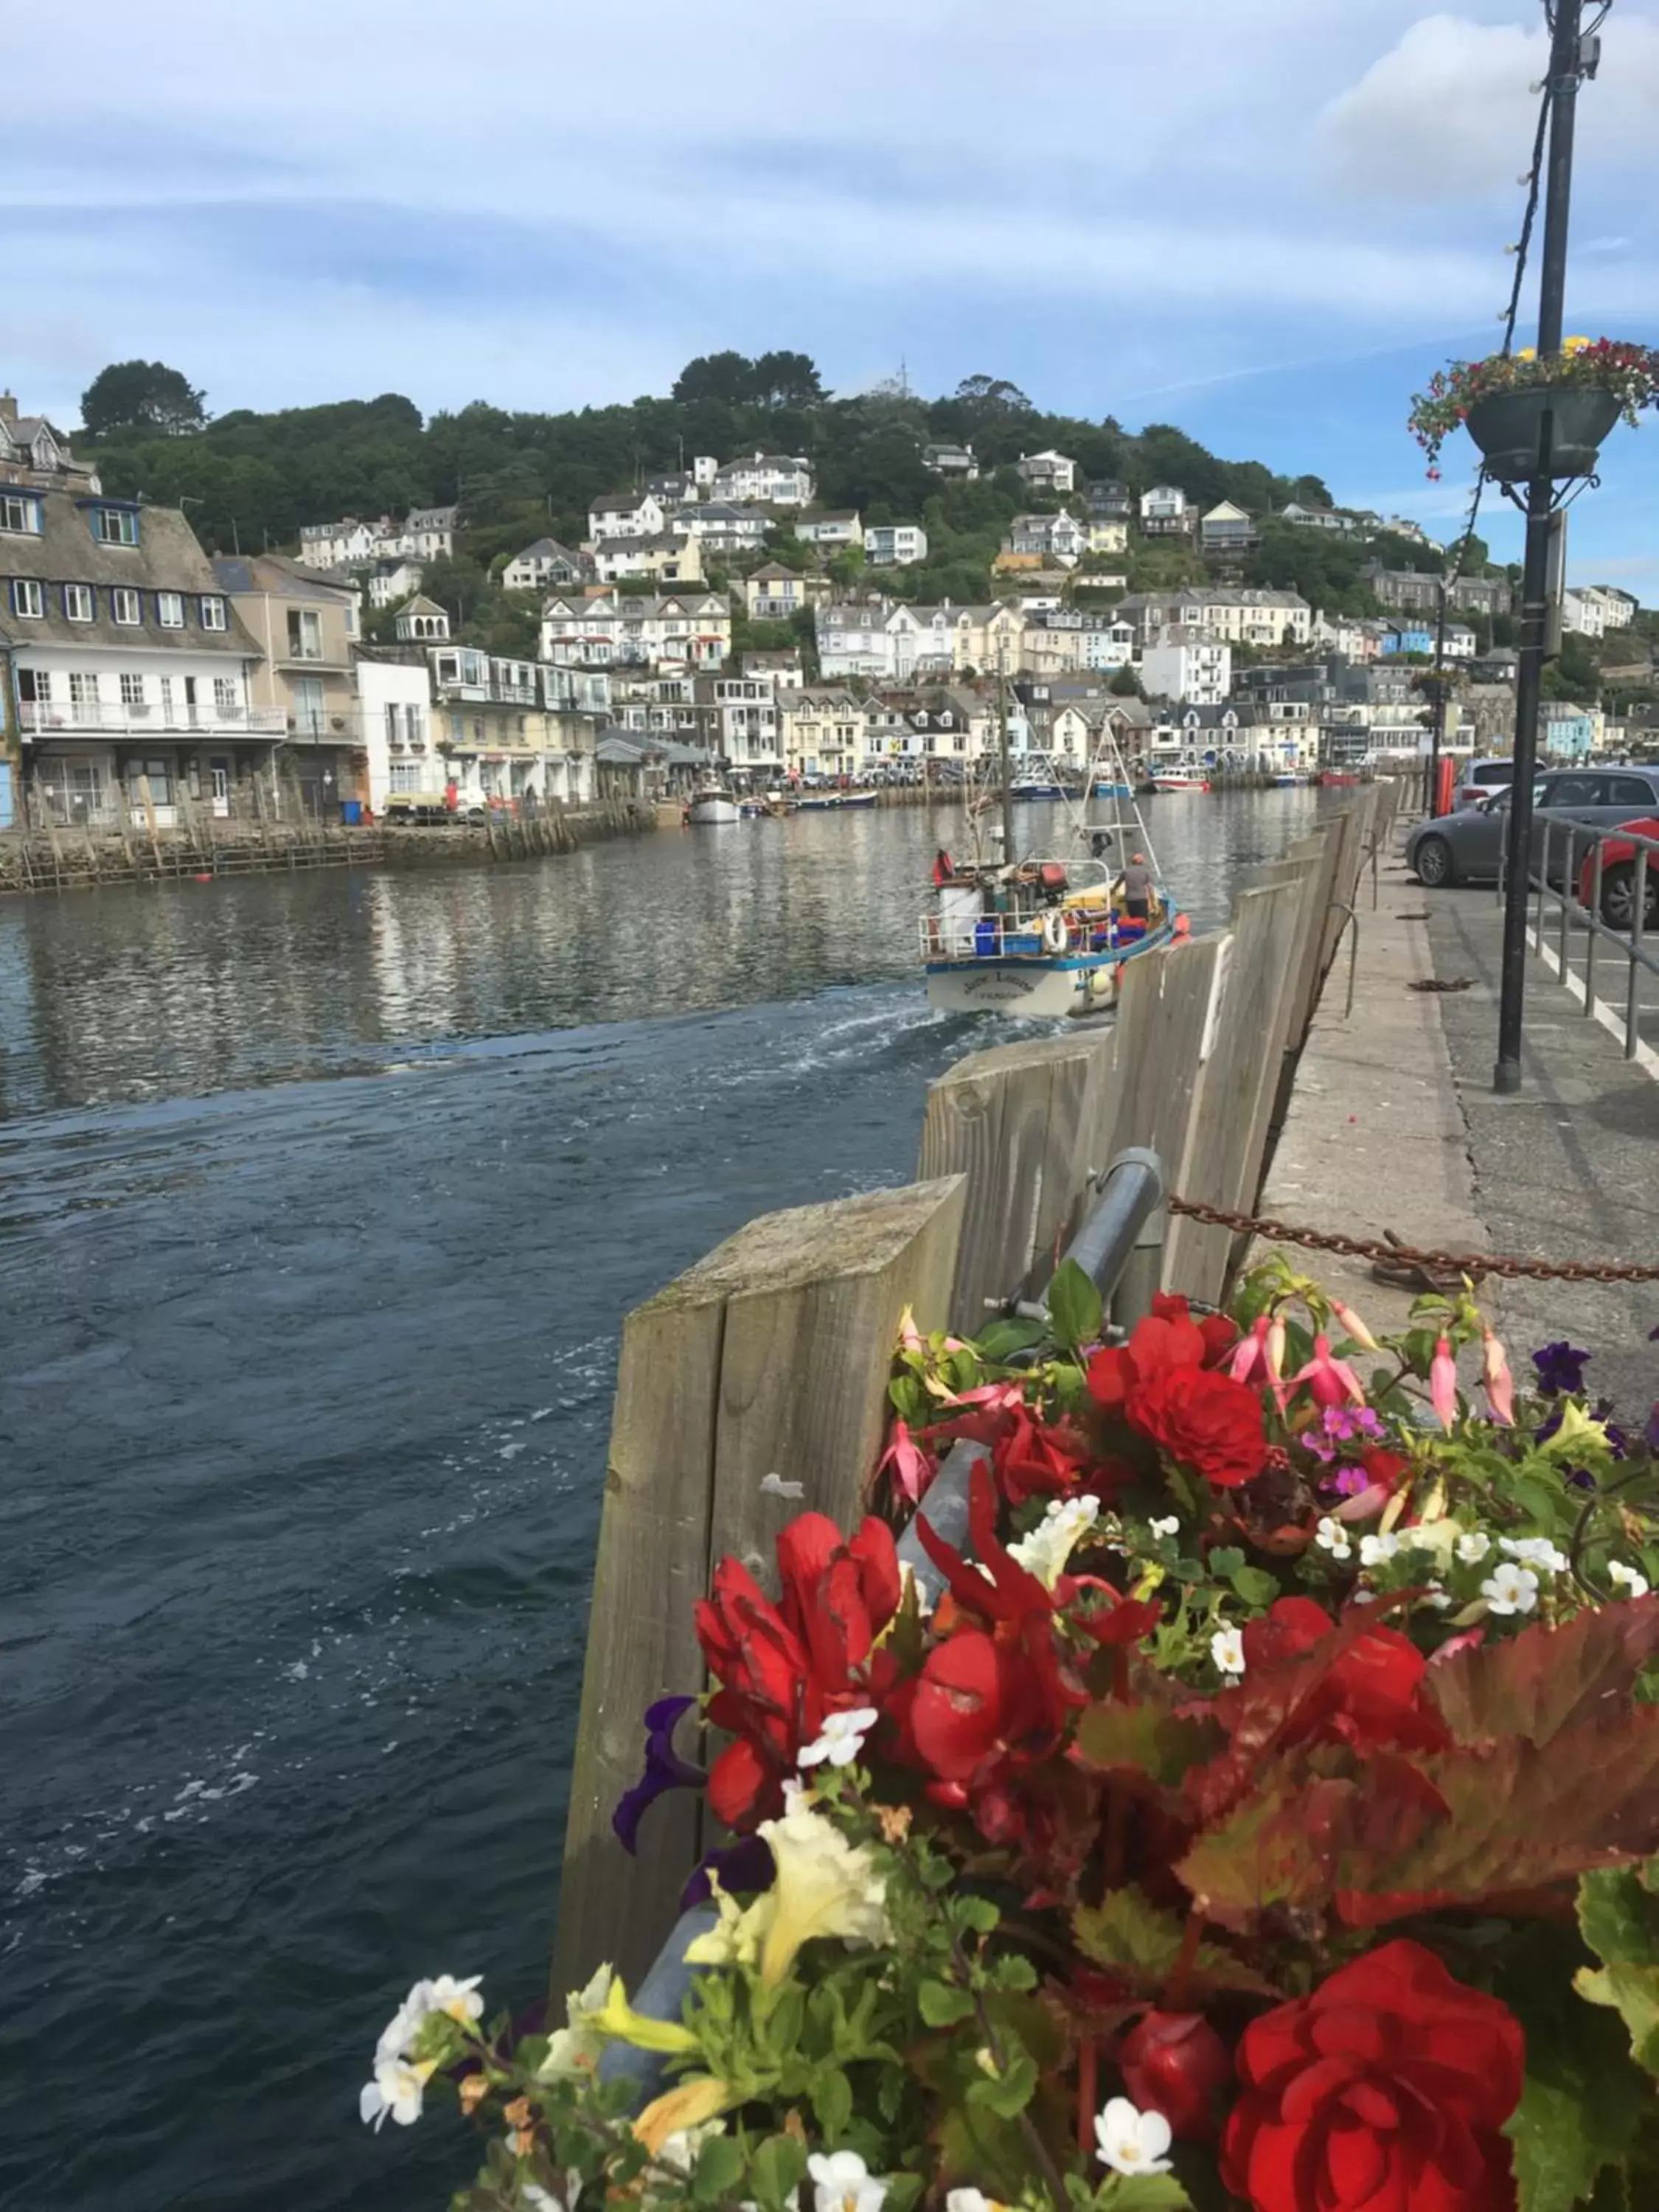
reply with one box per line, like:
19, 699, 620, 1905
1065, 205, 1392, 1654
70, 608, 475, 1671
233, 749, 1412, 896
686, 785, 744, 824
1147, 771, 1210, 793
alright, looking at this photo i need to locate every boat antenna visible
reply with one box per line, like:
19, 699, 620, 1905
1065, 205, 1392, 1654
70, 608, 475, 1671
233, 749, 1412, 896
997, 646, 1015, 869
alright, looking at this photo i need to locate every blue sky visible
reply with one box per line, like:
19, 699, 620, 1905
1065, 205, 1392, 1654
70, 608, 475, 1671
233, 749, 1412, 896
4, 0, 1657, 591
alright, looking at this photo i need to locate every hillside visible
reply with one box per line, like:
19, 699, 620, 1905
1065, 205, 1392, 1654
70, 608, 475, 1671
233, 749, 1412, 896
81, 351, 1509, 663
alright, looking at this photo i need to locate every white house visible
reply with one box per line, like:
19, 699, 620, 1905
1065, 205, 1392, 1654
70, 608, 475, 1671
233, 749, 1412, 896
355, 655, 436, 810
781, 686, 866, 780
1141, 639, 1232, 706
299, 515, 386, 570
922, 443, 978, 479
814, 599, 954, 682
1015, 450, 1076, 494
502, 539, 584, 593
1, 479, 282, 829
698, 673, 782, 774
400, 506, 458, 561
712, 453, 815, 507
1008, 513, 1085, 566
863, 524, 928, 567
1123, 588, 1312, 650
1138, 486, 1192, 533
673, 503, 771, 553
587, 491, 667, 542
1084, 518, 1130, 557
1280, 503, 1361, 535
540, 589, 732, 669
742, 566, 830, 619
591, 533, 704, 586
366, 557, 426, 611
792, 510, 862, 548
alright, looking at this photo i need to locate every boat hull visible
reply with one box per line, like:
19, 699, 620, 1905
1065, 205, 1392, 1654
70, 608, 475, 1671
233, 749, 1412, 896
1148, 776, 1208, 793
924, 922, 1175, 1018
687, 797, 742, 824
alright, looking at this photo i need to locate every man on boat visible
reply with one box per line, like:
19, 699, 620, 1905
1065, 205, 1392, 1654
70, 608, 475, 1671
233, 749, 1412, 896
1120, 851, 1153, 923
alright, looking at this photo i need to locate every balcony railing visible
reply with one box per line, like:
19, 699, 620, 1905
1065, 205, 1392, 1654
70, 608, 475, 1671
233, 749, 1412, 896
19, 701, 288, 737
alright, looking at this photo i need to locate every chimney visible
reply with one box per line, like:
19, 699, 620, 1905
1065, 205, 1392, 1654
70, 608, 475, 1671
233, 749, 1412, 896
0, 392, 16, 430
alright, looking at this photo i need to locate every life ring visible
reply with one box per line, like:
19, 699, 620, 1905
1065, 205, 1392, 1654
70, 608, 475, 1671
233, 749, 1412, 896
1087, 964, 1115, 998
1040, 910, 1068, 955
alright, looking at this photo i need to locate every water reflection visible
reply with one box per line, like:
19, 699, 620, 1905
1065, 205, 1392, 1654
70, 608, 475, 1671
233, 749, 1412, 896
0, 790, 1342, 1121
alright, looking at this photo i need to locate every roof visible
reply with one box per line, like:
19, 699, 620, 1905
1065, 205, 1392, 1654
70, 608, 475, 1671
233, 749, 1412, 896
749, 563, 799, 582
212, 552, 357, 602
590, 492, 651, 514
509, 538, 579, 564
398, 594, 447, 616
0, 491, 257, 657
406, 506, 457, 529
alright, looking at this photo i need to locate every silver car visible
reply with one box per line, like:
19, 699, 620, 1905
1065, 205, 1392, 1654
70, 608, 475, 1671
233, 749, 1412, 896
1407, 767, 1659, 887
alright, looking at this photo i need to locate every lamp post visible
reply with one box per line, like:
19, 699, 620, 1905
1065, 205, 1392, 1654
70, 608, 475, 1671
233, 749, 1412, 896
1493, 0, 1588, 1095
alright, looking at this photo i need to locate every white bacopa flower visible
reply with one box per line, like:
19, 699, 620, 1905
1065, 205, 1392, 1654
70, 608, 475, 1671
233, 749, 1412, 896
537, 1962, 614, 2080
1314, 1516, 1353, 1560
1609, 1561, 1651, 1598
1149, 1515, 1180, 1540
1481, 1562, 1540, 1617
807, 2149, 887, 2212
375, 1972, 484, 2065
1424, 1585, 1453, 1611
1500, 1537, 1569, 1575
359, 2053, 436, 2130
1456, 1531, 1492, 1566
946, 2193, 1006, 2212
1007, 1494, 1100, 1589
798, 1705, 879, 1770
1211, 1627, 1246, 1677
1093, 2096, 1174, 2177
523, 2180, 585, 2212
1359, 1531, 1399, 1568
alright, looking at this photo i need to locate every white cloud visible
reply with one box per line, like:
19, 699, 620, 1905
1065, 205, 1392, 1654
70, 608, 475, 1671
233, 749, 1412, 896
1318, 10, 1659, 201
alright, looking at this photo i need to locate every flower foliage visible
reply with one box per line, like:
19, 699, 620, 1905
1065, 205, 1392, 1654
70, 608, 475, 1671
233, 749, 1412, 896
1405, 335, 1659, 474
369, 1263, 1659, 2212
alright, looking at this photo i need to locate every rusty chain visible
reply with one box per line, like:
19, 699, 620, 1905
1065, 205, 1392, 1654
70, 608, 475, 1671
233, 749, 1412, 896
1167, 1194, 1659, 1287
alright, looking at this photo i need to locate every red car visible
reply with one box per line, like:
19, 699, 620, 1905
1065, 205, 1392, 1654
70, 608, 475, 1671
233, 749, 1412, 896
1577, 817, 1659, 932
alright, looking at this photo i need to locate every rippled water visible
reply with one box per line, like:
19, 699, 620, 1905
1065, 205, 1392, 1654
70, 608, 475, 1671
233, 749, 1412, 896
0, 790, 1336, 2211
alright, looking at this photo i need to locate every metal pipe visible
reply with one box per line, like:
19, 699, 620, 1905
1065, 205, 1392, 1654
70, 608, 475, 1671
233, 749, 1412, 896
1558, 825, 1573, 971
896, 1439, 987, 1604
1585, 836, 1603, 1012
1535, 816, 1550, 948
1061, 1147, 1166, 1295
595, 1902, 720, 2103
1627, 848, 1649, 1060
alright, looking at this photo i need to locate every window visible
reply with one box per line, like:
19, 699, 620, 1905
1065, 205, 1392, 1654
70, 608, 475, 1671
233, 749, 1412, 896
157, 591, 184, 628
111, 587, 142, 625
69, 672, 99, 709
17, 668, 49, 703
119, 673, 145, 707
1608, 776, 1659, 806
199, 596, 226, 630
12, 578, 44, 617
0, 493, 42, 534
160, 678, 175, 722
128, 757, 170, 805
214, 677, 238, 714
389, 762, 422, 792
62, 582, 94, 622
344, 599, 359, 639
1548, 774, 1601, 808
286, 608, 323, 660
93, 507, 139, 546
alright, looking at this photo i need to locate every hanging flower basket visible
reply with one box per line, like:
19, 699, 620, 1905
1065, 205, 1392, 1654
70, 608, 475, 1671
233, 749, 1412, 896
1465, 384, 1622, 484
1407, 336, 1659, 479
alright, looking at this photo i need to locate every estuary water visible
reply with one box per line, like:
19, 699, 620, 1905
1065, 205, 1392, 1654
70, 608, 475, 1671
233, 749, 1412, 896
0, 790, 1336, 2210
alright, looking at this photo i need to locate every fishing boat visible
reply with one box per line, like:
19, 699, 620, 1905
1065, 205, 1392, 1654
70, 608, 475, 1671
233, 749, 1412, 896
1009, 774, 1069, 800
1091, 775, 1133, 799
686, 785, 744, 824
1147, 770, 1210, 793
919, 695, 1183, 1018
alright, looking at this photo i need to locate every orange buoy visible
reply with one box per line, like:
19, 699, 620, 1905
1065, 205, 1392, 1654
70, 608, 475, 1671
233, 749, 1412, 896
194, 873, 213, 883
1172, 911, 1192, 939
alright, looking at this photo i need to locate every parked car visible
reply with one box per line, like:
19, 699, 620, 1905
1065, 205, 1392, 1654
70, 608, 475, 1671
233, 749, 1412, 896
1575, 815, 1659, 931
1455, 757, 1514, 810
1407, 767, 1659, 888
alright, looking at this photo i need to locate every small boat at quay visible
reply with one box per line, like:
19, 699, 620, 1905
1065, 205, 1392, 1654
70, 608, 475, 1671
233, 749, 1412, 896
919, 699, 1183, 1019
790, 787, 878, 811
1146, 771, 1210, 793
686, 786, 745, 824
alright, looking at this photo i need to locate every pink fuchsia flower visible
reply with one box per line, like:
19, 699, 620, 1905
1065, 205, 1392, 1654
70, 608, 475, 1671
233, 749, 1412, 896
1328, 1298, 1379, 1354
1481, 1326, 1515, 1427
1228, 1315, 1274, 1387
1288, 1334, 1367, 1411
1430, 1336, 1458, 1432
874, 1418, 931, 1505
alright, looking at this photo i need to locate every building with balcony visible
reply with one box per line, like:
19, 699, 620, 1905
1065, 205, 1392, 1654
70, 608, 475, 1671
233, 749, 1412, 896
697, 674, 782, 775
1141, 636, 1232, 706
922, 442, 978, 479
540, 590, 731, 671
1199, 501, 1256, 557
1015, 450, 1076, 495
424, 643, 596, 805
712, 452, 814, 506
791, 510, 862, 548
591, 532, 704, 587
215, 552, 365, 814
863, 524, 929, 568
3, 470, 279, 830
742, 565, 830, 619
1138, 485, 1193, 536
501, 539, 585, 594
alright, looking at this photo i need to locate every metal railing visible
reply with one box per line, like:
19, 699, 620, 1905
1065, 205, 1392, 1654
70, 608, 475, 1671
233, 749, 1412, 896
1498, 807, 1658, 1060
18, 701, 288, 737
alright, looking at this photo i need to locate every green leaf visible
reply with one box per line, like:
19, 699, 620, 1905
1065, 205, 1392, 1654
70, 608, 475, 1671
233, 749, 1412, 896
1495, 1924, 1646, 2212
1207, 1546, 1245, 1579
748, 2136, 807, 2212
1074, 1697, 1222, 1789
1074, 1884, 1279, 1998
1047, 1259, 1104, 1354
965, 2046, 1037, 2119
1230, 1564, 1280, 1608
812, 2066, 853, 2140
918, 1980, 977, 2028
1097, 2178, 1194, 2212
691, 2135, 748, 2205
954, 1894, 1000, 1935
1576, 1964, 1659, 2077
975, 1318, 1048, 1363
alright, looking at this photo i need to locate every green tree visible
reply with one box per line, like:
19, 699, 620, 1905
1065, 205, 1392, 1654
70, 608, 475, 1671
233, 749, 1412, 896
81, 358, 207, 437
750, 351, 824, 408
672, 352, 756, 405
1109, 663, 1145, 698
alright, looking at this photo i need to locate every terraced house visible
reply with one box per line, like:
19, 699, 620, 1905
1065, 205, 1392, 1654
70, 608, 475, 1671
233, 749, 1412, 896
1, 410, 279, 829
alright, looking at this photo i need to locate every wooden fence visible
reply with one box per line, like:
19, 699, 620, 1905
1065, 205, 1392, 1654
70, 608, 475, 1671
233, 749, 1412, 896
552, 784, 1400, 1996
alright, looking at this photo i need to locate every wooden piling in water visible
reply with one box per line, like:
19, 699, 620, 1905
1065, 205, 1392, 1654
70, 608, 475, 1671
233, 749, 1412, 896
554, 1175, 966, 1998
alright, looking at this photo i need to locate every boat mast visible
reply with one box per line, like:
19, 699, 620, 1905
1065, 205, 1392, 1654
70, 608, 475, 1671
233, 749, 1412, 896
997, 646, 1014, 868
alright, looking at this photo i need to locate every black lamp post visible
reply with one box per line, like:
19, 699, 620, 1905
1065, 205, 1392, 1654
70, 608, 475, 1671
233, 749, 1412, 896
1486, 0, 1599, 1094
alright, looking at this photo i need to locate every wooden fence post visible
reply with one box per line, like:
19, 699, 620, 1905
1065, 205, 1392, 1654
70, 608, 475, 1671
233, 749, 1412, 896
1085, 933, 1229, 1211
918, 1034, 1106, 1332
554, 1175, 965, 2000
1164, 879, 1307, 1304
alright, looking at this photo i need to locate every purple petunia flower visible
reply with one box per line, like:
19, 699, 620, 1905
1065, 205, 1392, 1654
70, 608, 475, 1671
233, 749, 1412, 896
1304, 1405, 1385, 1465
681, 1833, 776, 1910
613, 1694, 706, 1855
1321, 1465, 1371, 1499
1532, 1340, 1591, 1397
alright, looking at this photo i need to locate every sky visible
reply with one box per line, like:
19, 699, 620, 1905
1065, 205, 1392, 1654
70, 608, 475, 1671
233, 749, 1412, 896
3, 0, 1657, 591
